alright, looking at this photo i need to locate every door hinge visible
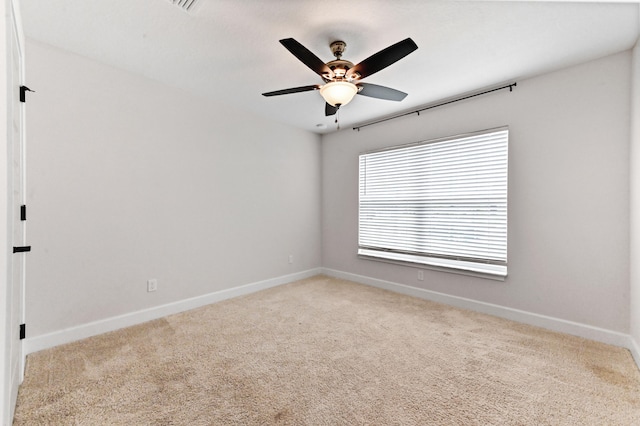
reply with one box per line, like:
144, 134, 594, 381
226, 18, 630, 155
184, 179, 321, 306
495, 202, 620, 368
13, 246, 31, 253
20, 324, 25, 340
20, 205, 26, 221
20, 86, 34, 103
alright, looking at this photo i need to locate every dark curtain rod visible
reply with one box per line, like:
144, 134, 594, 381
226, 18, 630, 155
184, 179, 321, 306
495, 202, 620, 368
353, 82, 517, 131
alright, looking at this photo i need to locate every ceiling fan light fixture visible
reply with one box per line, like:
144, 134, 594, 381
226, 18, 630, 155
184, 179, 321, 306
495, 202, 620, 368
320, 81, 358, 107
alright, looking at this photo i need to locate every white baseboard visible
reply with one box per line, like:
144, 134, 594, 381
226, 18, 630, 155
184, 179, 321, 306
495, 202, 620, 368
24, 267, 640, 373
24, 268, 322, 355
322, 268, 637, 359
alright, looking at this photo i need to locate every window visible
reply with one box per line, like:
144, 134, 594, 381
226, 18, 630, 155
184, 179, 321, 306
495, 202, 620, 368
358, 127, 508, 278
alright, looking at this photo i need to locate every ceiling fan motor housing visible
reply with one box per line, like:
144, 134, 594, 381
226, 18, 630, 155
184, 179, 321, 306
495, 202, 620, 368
325, 59, 355, 81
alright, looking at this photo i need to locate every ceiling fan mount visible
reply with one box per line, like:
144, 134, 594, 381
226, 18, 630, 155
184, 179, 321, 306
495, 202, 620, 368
262, 36, 418, 116
329, 40, 347, 59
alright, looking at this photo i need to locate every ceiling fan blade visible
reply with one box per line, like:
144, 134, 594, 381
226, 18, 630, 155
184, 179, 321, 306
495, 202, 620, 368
262, 85, 321, 97
325, 103, 338, 116
357, 83, 408, 101
280, 38, 334, 79
347, 38, 418, 80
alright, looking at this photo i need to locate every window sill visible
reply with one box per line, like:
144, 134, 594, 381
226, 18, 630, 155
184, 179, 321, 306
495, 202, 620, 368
358, 249, 507, 281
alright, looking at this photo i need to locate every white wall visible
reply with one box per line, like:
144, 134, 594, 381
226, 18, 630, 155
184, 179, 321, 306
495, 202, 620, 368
630, 29, 640, 362
323, 51, 631, 334
25, 40, 322, 338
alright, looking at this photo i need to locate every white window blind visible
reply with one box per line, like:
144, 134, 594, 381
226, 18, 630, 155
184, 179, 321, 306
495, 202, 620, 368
358, 128, 508, 277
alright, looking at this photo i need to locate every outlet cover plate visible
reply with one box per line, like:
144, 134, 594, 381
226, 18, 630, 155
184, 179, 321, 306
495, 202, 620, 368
147, 279, 158, 292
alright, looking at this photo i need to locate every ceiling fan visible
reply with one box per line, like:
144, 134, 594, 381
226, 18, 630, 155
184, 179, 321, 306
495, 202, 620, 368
262, 37, 418, 117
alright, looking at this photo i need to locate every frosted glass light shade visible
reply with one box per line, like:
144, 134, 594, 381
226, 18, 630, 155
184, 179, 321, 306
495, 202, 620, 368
320, 81, 358, 107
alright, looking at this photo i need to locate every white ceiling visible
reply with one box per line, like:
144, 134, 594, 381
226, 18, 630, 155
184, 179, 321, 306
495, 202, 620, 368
18, 0, 640, 134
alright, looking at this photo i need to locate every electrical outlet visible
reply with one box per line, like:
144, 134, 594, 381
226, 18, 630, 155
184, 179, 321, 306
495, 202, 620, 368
417, 270, 424, 281
288, 254, 294, 264
147, 279, 158, 292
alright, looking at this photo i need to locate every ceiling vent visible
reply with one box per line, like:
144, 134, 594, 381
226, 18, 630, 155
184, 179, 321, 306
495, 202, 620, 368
168, 0, 200, 13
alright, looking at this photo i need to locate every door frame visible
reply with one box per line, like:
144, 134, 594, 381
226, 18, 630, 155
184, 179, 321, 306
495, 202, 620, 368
1, 0, 26, 423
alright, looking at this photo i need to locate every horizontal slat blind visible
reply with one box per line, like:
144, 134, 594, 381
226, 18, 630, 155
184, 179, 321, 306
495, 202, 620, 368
359, 128, 508, 266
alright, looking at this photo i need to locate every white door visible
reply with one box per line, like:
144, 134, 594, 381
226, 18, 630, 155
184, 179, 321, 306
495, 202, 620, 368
7, 2, 26, 419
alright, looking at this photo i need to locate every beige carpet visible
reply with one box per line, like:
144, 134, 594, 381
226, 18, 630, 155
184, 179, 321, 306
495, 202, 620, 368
13, 275, 640, 425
